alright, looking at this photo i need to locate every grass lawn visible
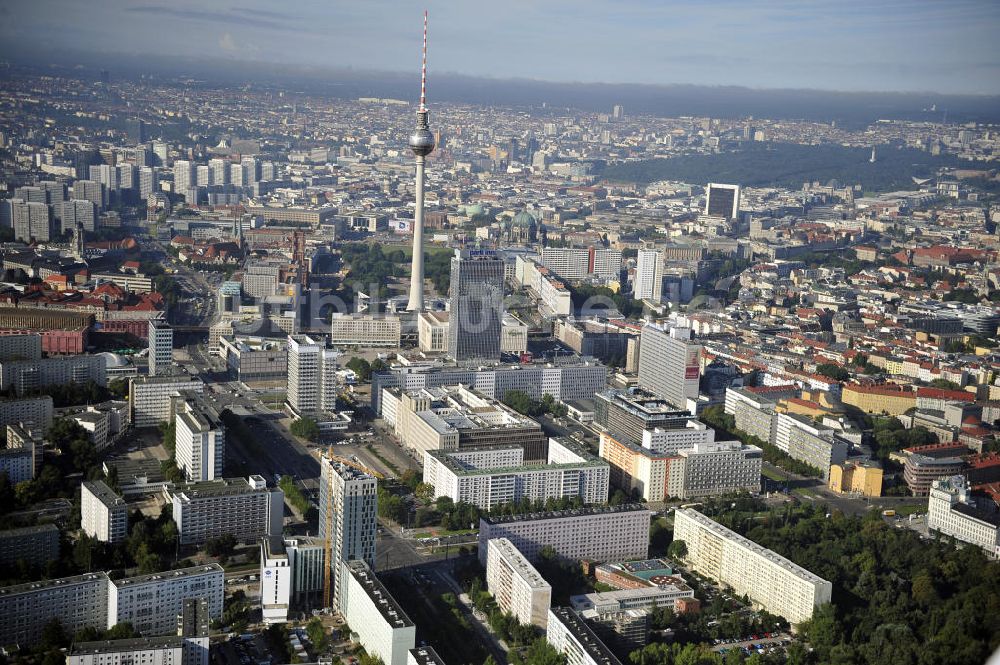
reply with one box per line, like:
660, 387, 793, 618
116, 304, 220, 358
762, 467, 786, 482
891, 503, 927, 517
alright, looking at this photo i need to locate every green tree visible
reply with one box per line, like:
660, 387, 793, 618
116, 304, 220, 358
503, 389, 540, 416
205, 533, 238, 559
108, 377, 129, 399
414, 482, 435, 503
39, 618, 68, 650
346, 357, 373, 381
105, 623, 138, 640
667, 539, 688, 560
290, 417, 320, 442
512, 639, 567, 665
815, 363, 850, 381
305, 617, 326, 650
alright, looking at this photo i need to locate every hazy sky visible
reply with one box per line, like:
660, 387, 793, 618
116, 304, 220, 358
2, 0, 999, 95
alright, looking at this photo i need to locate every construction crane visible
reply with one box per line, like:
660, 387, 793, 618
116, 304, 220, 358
321, 448, 382, 609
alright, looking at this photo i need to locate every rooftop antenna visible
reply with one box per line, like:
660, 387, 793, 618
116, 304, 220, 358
419, 9, 428, 113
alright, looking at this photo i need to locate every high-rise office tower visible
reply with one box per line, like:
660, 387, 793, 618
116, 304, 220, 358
152, 141, 169, 165
319, 456, 377, 608
148, 319, 173, 377
72, 179, 105, 210
230, 163, 246, 187
173, 391, 225, 482
60, 200, 97, 233
89, 164, 118, 196
241, 157, 260, 183
117, 164, 136, 195
127, 118, 146, 144
406, 11, 435, 313
196, 165, 212, 188
448, 249, 504, 362
634, 249, 663, 301
174, 160, 194, 194
139, 166, 158, 199
134, 145, 151, 167
705, 183, 741, 219
612, 104, 625, 120
209, 158, 229, 186
12, 201, 52, 242
286, 335, 338, 416
637, 323, 701, 411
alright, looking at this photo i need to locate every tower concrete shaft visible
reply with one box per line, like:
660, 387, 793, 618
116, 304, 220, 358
407, 152, 428, 311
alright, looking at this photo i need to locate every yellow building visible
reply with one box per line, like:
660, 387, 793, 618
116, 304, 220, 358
841, 383, 916, 416
828, 462, 883, 497
776, 390, 844, 420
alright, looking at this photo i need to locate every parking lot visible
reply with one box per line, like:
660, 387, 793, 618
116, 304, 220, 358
713, 633, 793, 658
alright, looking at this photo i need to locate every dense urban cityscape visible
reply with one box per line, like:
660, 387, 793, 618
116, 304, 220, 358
0, 3, 999, 665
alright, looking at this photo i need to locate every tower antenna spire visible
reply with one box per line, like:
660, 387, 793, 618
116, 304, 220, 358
420, 10, 428, 113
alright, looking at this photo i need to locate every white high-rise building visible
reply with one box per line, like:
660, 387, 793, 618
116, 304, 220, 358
637, 324, 701, 411
478, 505, 653, 566
633, 249, 663, 301
339, 560, 415, 665
486, 537, 552, 628
319, 457, 378, 608
672, 508, 831, 624
208, 158, 229, 186
546, 606, 623, 665
139, 166, 159, 198
286, 334, 339, 416
330, 314, 402, 347
108, 565, 224, 637
173, 160, 194, 193
60, 199, 97, 233
666, 439, 763, 499
0, 567, 221, 649
173, 391, 225, 482
148, 319, 173, 377
129, 376, 204, 428
81, 480, 128, 543
241, 156, 259, 183
167, 475, 283, 545
195, 165, 212, 187
423, 438, 610, 511
261, 536, 292, 624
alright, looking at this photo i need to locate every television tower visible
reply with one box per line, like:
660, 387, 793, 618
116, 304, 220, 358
406, 10, 435, 312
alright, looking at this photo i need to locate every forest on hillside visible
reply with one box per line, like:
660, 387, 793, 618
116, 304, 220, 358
599, 142, 977, 193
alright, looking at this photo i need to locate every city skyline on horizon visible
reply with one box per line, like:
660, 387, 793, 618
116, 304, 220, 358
1, 0, 999, 97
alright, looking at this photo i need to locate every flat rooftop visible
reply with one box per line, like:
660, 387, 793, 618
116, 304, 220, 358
549, 606, 623, 665
113, 564, 223, 588
489, 538, 551, 590
407, 647, 446, 665
0, 523, 59, 539
344, 560, 414, 629
482, 503, 652, 526
70, 636, 185, 655
83, 479, 126, 507
0, 572, 108, 596
169, 478, 265, 501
